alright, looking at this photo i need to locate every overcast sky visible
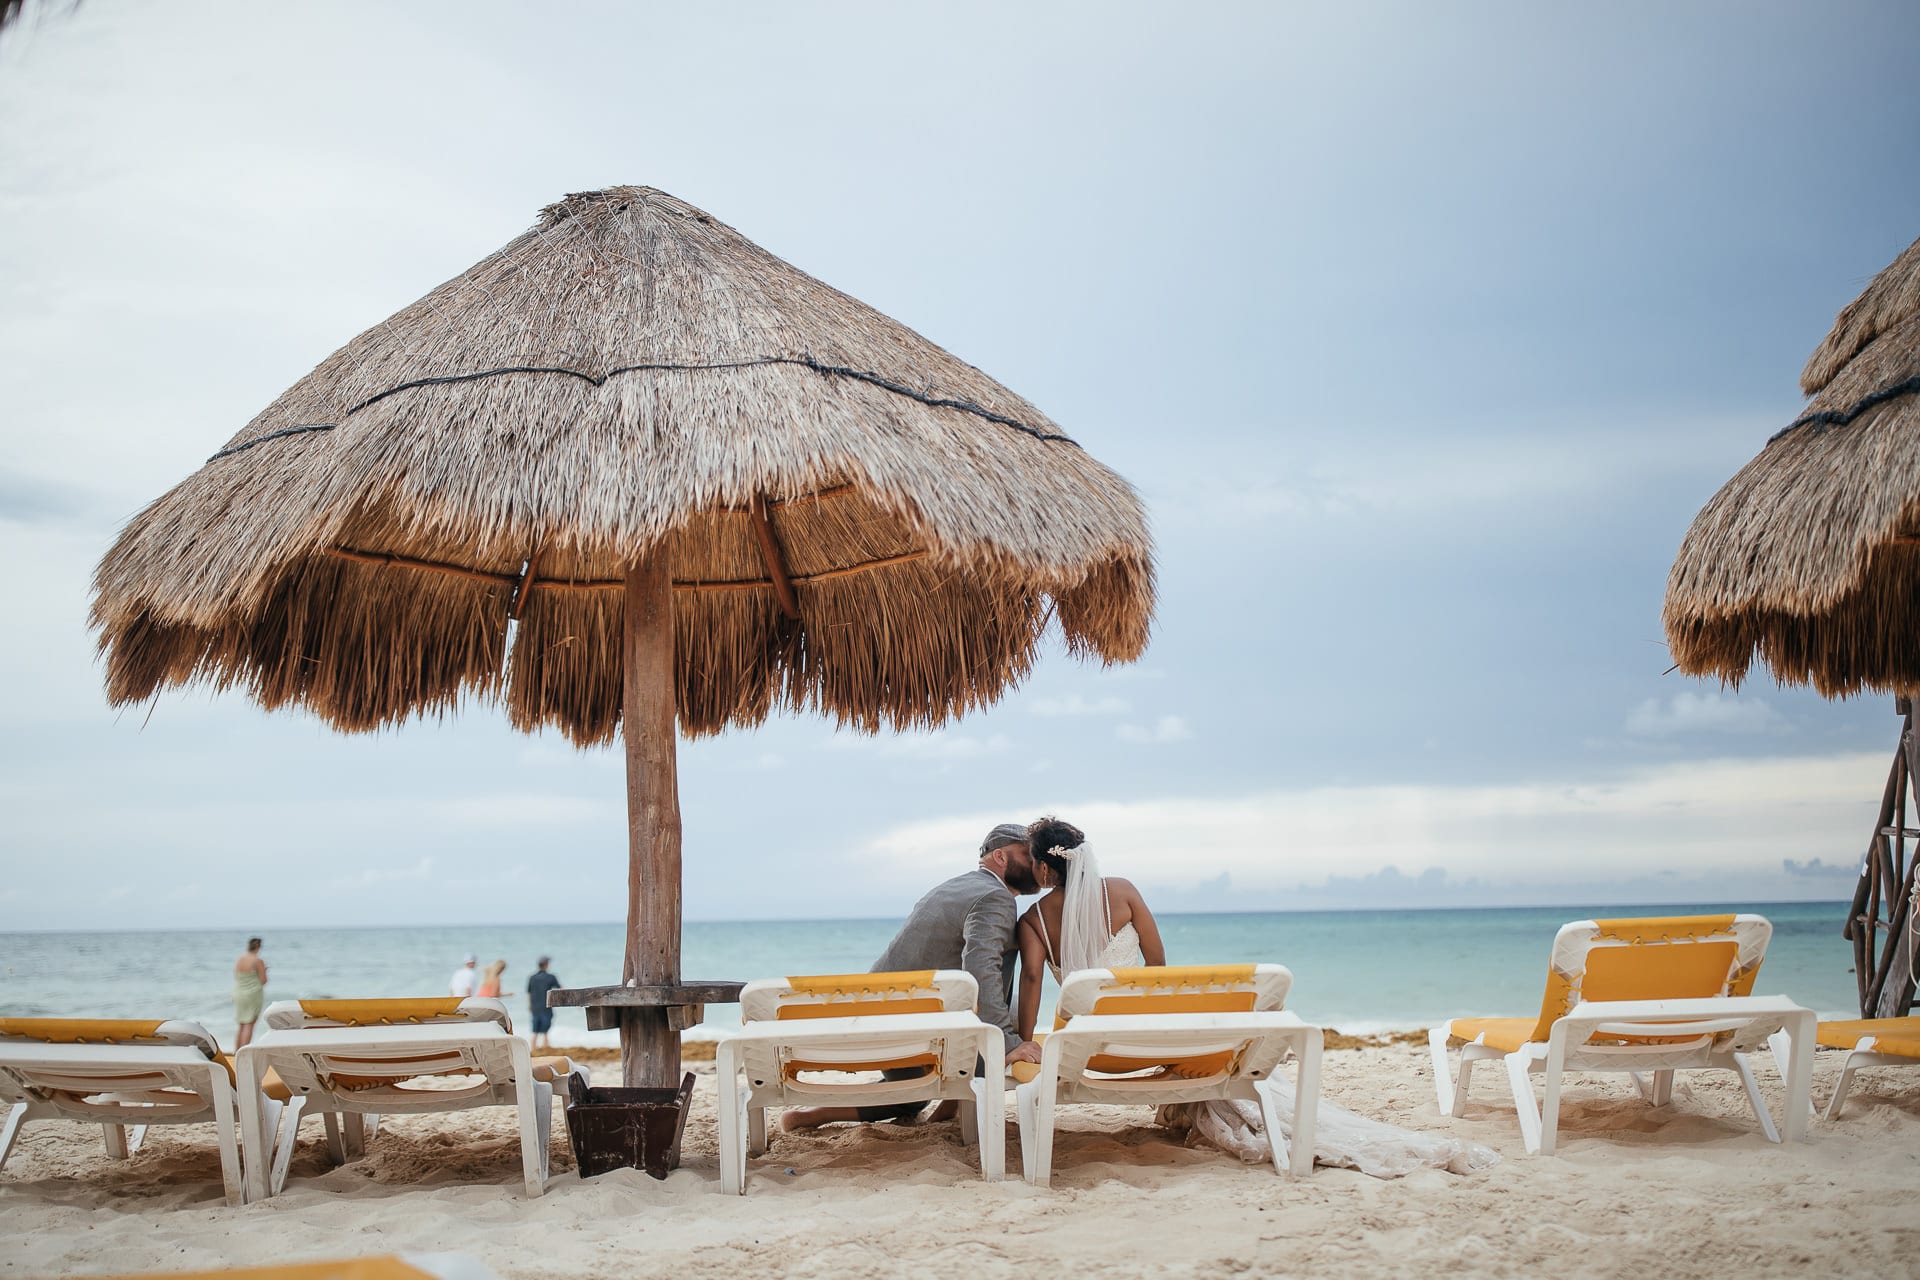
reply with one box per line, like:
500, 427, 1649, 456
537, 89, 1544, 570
3, 2, 1918, 931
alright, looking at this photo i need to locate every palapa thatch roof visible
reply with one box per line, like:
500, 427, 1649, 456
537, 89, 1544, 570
1665, 233, 1920, 696
91, 186, 1154, 743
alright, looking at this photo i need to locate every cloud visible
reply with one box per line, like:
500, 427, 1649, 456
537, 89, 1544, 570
852, 751, 1883, 905
1030, 694, 1131, 718
422, 793, 617, 829
342, 856, 434, 889
1626, 691, 1784, 737
1117, 715, 1191, 745
1782, 857, 1860, 879
0, 471, 101, 526
824, 729, 1013, 763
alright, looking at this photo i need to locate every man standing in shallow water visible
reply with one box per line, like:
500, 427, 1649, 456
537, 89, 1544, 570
232, 937, 266, 1049
526, 956, 560, 1051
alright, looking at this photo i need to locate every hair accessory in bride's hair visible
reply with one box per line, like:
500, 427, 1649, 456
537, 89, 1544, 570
1047, 845, 1076, 859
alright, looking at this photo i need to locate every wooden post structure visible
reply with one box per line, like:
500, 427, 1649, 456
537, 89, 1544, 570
1848, 697, 1920, 1019
621, 555, 683, 1087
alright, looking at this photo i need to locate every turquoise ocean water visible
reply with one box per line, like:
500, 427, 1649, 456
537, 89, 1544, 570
0, 901, 1858, 1051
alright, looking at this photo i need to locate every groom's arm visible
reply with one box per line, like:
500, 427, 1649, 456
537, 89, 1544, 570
961, 889, 1022, 1054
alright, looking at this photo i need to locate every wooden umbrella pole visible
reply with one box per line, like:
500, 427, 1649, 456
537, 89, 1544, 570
621, 554, 684, 1087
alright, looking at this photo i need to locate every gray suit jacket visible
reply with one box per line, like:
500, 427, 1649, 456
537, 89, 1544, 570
872, 867, 1021, 1053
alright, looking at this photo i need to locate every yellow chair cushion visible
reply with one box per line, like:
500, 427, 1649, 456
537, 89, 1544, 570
0, 1018, 167, 1044
1816, 1017, 1920, 1059
96, 1256, 441, 1280
1447, 1017, 1537, 1054
296, 999, 467, 1026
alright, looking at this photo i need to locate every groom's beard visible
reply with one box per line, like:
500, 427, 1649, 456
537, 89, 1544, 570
1005, 869, 1041, 895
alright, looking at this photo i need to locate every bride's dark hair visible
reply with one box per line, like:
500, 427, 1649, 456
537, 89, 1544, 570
1028, 815, 1086, 886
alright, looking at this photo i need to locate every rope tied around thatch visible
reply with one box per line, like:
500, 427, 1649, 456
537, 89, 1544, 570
1769, 373, 1920, 443
207, 355, 1080, 463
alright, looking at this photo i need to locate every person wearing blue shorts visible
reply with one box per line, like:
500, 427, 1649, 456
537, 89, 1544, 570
527, 956, 561, 1051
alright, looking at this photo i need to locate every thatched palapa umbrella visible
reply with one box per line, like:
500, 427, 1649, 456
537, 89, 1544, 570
91, 186, 1155, 1085
1665, 232, 1920, 1017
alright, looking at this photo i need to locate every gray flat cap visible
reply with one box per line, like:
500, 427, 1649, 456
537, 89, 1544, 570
979, 822, 1030, 856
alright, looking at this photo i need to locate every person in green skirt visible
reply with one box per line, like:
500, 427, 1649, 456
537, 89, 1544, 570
232, 937, 267, 1048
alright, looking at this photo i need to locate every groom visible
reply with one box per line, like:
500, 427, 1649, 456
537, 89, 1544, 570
781, 821, 1045, 1131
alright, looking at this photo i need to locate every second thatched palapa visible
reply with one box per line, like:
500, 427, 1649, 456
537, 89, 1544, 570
91, 186, 1155, 1087
1665, 232, 1920, 1022
1665, 233, 1920, 695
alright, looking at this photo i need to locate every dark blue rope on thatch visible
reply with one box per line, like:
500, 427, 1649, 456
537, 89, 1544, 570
1769, 374, 1920, 443
208, 356, 1078, 462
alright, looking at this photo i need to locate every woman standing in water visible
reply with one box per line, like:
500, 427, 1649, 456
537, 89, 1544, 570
232, 937, 267, 1049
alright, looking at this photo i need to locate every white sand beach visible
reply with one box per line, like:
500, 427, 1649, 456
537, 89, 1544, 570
2, 1040, 1913, 1279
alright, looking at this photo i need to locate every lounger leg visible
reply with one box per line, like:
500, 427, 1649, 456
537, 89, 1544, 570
1506, 1050, 1544, 1156
1289, 1030, 1321, 1178
534, 1082, 553, 1181
1766, 1030, 1819, 1122
715, 1041, 746, 1195
1452, 1048, 1482, 1116
270, 1099, 304, 1196
1829, 1057, 1860, 1121
747, 1105, 768, 1158
102, 1124, 130, 1160
341, 1112, 368, 1159
1427, 1028, 1456, 1114
1023, 1078, 1057, 1188
974, 1036, 1004, 1183
244, 1098, 282, 1203
517, 1078, 547, 1197
1778, 1015, 1816, 1140
321, 1112, 347, 1165
1651, 1069, 1674, 1107
1538, 1042, 1566, 1157
0, 1102, 27, 1170
958, 1095, 979, 1147
1015, 1081, 1037, 1184
209, 1079, 244, 1208
236, 1053, 271, 1202
1731, 1054, 1780, 1144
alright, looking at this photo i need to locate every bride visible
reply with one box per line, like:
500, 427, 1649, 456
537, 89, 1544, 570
1014, 816, 1495, 1178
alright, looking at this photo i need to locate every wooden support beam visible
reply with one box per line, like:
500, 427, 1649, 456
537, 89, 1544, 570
509, 545, 543, 620
621, 555, 683, 1087
748, 495, 801, 620
327, 544, 929, 596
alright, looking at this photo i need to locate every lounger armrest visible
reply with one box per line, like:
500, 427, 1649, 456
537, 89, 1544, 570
1054, 1011, 1314, 1036
1556, 996, 1814, 1049
721, 1010, 996, 1049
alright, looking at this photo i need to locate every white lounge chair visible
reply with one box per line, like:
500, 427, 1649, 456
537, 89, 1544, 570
0, 1017, 263, 1206
715, 969, 1005, 1194
1769, 1015, 1920, 1119
1428, 914, 1815, 1154
79, 1254, 502, 1280
1013, 963, 1322, 1186
235, 997, 584, 1201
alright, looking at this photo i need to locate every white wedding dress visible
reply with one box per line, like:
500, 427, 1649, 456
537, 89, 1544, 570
1031, 882, 1497, 1179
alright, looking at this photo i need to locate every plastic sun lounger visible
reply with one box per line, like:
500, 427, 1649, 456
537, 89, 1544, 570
0, 1017, 266, 1206
235, 997, 585, 1201
1013, 964, 1322, 1187
1767, 1015, 1920, 1120
715, 969, 1006, 1194
90, 1255, 501, 1280
1428, 914, 1815, 1155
